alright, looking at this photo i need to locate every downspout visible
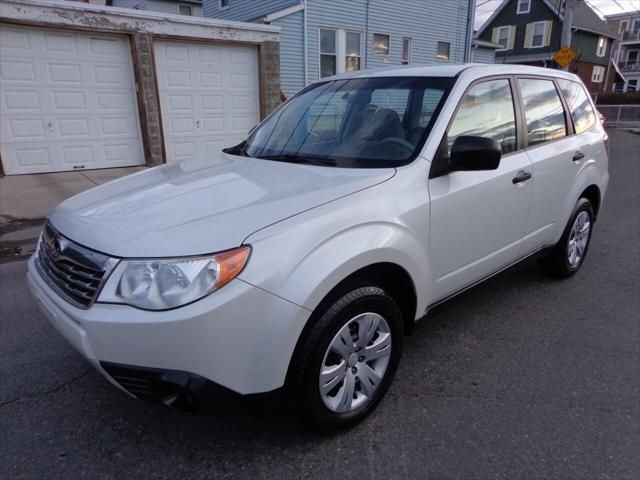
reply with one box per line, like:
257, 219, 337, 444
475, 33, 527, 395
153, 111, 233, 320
304, 0, 308, 85
465, 0, 476, 62
365, 0, 370, 68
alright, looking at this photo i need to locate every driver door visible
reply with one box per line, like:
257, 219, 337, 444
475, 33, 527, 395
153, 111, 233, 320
428, 77, 533, 302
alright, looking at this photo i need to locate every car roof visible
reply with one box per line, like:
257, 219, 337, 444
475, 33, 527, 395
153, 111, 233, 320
316, 63, 582, 83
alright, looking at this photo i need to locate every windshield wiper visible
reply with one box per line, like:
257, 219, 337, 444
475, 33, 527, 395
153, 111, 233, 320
259, 154, 336, 166
223, 142, 252, 157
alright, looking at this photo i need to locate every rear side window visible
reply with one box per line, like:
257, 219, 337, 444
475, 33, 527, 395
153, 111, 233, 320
447, 79, 517, 155
557, 79, 596, 134
518, 78, 567, 147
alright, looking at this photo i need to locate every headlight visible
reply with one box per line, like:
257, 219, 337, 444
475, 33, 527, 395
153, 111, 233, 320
98, 246, 250, 310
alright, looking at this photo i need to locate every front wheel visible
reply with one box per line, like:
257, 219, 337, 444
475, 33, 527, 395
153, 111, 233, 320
539, 198, 594, 277
288, 285, 403, 431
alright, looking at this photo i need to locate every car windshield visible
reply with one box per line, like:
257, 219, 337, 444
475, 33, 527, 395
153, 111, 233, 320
226, 76, 454, 168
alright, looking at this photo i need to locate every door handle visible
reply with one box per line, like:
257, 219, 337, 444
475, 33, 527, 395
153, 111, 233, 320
572, 151, 585, 162
512, 171, 532, 184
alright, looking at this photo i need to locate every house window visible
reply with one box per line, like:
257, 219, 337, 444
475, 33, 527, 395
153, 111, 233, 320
373, 33, 390, 55
345, 31, 362, 72
596, 37, 607, 57
633, 20, 640, 35
219, 0, 229, 10
496, 25, 512, 50
402, 37, 412, 64
319, 29, 362, 78
628, 79, 638, 91
591, 66, 605, 83
619, 20, 629, 34
320, 29, 337, 77
628, 50, 639, 67
436, 41, 450, 61
530, 21, 546, 48
517, 0, 531, 14
178, 4, 192, 15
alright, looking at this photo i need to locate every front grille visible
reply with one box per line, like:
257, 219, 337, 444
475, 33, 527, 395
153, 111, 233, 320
36, 222, 115, 308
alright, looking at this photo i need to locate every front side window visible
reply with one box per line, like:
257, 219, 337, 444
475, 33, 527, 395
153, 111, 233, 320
229, 77, 453, 168
596, 37, 607, 57
557, 79, 596, 134
373, 34, 390, 55
518, 78, 567, 147
320, 29, 337, 78
530, 21, 546, 48
517, 0, 531, 14
219, 0, 229, 9
402, 37, 412, 64
178, 4, 192, 15
447, 79, 517, 156
591, 65, 605, 83
437, 41, 451, 60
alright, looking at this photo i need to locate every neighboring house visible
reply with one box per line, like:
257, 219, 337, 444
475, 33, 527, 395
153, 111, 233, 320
203, 0, 476, 97
109, 0, 203, 16
472, 39, 502, 63
606, 11, 640, 92
476, 0, 617, 94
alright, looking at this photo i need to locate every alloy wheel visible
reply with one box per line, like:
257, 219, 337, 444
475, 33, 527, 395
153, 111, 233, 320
567, 210, 591, 268
318, 312, 392, 413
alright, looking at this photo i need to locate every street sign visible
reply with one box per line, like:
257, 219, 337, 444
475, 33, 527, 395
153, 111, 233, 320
553, 47, 577, 67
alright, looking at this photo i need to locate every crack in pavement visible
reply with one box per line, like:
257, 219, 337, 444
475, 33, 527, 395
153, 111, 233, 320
0, 368, 92, 409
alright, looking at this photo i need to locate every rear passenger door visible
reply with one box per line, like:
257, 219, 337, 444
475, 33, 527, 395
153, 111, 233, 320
517, 77, 594, 252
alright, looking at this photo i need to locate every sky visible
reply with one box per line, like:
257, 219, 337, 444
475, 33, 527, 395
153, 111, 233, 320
475, 0, 640, 29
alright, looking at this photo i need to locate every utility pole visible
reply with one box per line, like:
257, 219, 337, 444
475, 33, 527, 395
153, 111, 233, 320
560, 0, 578, 70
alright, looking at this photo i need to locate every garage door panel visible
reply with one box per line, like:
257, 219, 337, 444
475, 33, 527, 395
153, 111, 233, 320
0, 25, 144, 174
155, 40, 259, 163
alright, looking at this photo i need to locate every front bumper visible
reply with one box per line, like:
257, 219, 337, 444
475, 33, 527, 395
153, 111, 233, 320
27, 255, 310, 397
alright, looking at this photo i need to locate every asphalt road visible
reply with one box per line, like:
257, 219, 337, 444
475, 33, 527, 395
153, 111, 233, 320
1, 130, 638, 480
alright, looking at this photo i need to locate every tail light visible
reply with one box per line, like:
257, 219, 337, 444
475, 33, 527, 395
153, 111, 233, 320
598, 112, 606, 125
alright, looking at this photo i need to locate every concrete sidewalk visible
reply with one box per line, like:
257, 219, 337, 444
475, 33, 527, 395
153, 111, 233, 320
0, 167, 145, 261
0, 167, 145, 223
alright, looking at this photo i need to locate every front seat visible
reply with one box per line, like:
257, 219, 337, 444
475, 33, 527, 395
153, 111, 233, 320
360, 108, 405, 141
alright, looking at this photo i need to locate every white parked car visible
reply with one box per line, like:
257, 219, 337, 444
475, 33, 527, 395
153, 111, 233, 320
27, 64, 609, 430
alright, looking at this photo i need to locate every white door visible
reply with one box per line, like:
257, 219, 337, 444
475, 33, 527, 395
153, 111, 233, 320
154, 40, 260, 163
0, 25, 144, 175
428, 78, 533, 301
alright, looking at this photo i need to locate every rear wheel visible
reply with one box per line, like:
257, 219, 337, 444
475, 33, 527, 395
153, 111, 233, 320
540, 198, 594, 277
288, 285, 403, 431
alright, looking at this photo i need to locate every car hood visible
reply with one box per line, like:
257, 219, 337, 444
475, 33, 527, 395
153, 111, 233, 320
48, 153, 395, 258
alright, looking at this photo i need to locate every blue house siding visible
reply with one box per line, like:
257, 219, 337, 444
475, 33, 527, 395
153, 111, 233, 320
203, 0, 299, 21
306, 0, 470, 82
271, 10, 305, 96
204, 0, 473, 88
472, 46, 496, 63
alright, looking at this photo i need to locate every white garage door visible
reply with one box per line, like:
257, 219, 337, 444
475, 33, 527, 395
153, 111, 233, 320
0, 25, 144, 175
154, 40, 260, 163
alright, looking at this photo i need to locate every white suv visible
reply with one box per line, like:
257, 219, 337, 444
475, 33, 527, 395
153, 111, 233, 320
27, 64, 609, 430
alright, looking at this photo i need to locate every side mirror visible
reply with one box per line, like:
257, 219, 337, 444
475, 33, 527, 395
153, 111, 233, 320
449, 136, 501, 172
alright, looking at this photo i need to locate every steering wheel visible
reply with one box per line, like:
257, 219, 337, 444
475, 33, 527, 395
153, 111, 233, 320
377, 137, 415, 155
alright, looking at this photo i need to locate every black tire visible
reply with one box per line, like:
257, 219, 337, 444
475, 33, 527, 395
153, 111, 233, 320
287, 284, 403, 432
539, 198, 594, 278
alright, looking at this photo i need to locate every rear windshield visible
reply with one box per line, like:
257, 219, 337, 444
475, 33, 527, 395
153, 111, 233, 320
226, 77, 454, 168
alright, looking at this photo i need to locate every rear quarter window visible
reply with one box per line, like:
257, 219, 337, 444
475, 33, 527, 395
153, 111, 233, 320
557, 79, 597, 134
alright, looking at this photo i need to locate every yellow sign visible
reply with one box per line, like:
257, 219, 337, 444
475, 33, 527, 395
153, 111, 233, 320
553, 47, 577, 67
